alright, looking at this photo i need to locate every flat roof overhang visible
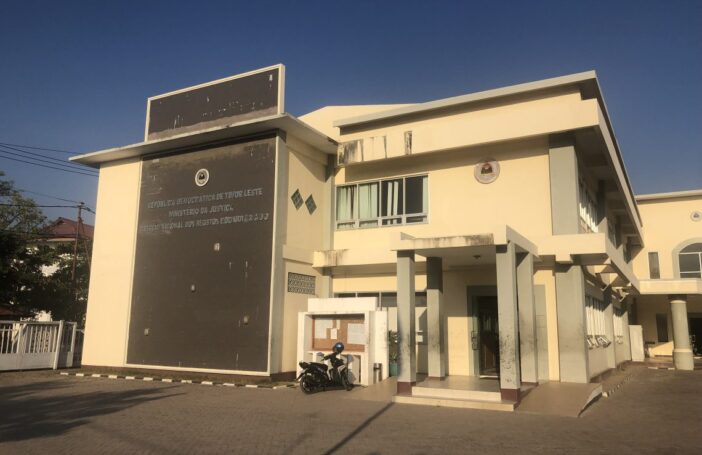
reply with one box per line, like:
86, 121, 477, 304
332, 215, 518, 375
70, 113, 338, 168
638, 279, 702, 296
313, 226, 539, 273
332, 70, 644, 247
636, 188, 702, 202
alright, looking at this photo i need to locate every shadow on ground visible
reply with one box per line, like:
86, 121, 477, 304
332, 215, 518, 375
0, 378, 181, 442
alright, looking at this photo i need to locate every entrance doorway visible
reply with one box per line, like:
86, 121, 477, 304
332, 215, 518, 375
689, 317, 702, 356
477, 296, 499, 377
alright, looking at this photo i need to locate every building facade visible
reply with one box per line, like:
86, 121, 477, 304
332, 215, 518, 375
72, 67, 701, 404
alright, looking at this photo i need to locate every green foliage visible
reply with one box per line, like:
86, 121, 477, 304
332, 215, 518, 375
0, 172, 89, 324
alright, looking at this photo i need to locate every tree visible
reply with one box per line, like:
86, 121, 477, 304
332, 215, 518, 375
0, 172, 90, 324
0, 172, 48, 313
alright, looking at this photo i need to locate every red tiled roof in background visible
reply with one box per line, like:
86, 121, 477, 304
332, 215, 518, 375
44, 217, 94, 241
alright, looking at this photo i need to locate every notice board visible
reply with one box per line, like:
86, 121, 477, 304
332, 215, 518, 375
312, 315, 365, 352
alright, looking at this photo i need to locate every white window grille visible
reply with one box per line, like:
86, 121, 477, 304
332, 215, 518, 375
335, 175, 428, 230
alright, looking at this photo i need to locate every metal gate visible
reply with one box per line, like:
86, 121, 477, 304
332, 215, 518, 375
0, 321, 78, 371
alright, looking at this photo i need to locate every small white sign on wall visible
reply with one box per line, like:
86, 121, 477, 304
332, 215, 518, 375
347, 323, 365, 345
315, 319, 333, 338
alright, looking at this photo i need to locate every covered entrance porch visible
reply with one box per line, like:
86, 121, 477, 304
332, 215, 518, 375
393, 227, 539, 405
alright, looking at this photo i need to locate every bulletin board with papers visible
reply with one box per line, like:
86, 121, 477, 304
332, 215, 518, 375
312, 315, 365, 352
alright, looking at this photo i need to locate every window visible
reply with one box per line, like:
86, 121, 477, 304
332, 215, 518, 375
335, 175, 428, 229
578, 180, 599, 233
679, 243, 702, 278
336, 185, 356, 230
648, 252, 660, 279
607, 220, 618, 246
333, 291, 427, 307
655, 314, 669, 342
585, 295, 610, 348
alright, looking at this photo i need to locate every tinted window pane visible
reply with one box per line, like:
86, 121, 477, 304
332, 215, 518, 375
681, 243, 702, 253
656, 314, 669, 342
679, 253, 701, 273
405, 176, 426, 214
648, 252, 660, 279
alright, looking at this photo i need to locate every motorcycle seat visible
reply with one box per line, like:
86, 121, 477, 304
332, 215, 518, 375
310, 362, 328, 371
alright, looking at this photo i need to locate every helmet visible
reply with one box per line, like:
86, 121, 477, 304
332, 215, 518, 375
333, 342, 345, 354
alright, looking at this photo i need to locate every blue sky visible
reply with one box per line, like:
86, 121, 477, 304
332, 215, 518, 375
1, 0, 700, 224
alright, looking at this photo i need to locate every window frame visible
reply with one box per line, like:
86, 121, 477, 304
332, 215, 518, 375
679, 249, 702, 279
334, 174, 429, 230
578, 179, 599, 234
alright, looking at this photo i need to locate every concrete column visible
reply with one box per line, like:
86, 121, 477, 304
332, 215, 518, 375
549, 137, 580, 235
603, 287, 616, 369
426, 257, 445, 379
496, 243, 521, 401
320, 267, 333, 298
555, 264, 590, 383
396, 250, 417, 394
516, 253, 538, 384
670, 295, 694, 371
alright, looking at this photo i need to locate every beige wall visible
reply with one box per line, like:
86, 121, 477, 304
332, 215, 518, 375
82, 158, 141, 367
635, 294, 702, 345
284, 142, 329, 252
534, 269, 560, 381
278, 142, 330, 373
333, 137, 552, 250
633, 194, 702, 279
310, 89, 597, 166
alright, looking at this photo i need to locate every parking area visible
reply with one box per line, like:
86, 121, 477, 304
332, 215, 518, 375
1, 367, 700, 454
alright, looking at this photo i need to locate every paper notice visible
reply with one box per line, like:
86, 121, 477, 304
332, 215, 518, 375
347, 323, 365, 345
315, 319, 333, 338
330, 328, 338, 339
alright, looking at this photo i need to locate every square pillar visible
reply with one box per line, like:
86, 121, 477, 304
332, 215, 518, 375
549, 137, 580, 235
427, 257, 446, 379
496, 243, 521, 401
603, 287, 616, 369
517, 253, 538, 385
555, 264, 590, 383
396, 250, 416, 394
670, 295, 694, 371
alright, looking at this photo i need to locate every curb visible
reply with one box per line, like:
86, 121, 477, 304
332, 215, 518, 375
602, 370, 639, 398
58, 371, 296, 390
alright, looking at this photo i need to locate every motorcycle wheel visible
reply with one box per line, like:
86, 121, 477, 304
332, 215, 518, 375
341, 371, 354, 391
299, 375, 316, 394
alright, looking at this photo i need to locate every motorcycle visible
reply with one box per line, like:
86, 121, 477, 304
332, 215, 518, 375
297, 341, 354, 393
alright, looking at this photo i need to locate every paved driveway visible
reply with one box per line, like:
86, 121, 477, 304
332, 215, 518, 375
1, 368, 700, 454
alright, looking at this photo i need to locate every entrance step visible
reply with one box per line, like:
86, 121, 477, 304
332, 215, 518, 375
394, 394, 516, 412
411, 386, 502, 402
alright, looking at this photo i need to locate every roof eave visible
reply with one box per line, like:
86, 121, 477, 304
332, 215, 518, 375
70, 113, 338, 168
333, 70, 599, 128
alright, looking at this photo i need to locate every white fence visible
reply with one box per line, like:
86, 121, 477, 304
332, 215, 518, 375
0, 320, 78, 371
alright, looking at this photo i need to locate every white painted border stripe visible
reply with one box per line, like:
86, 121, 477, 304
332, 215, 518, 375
56, 372, 294, 390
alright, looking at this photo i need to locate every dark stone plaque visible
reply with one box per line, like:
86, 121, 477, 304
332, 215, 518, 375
127, 137, 276, 372
147, 66, 282, 140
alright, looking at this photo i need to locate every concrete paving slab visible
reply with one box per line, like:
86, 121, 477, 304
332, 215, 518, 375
516, 382, 602, 417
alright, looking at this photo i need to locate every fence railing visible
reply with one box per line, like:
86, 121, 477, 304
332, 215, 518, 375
0, 320, 78, 371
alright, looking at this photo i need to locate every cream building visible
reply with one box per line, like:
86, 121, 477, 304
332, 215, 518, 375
71, 66, 701, 408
